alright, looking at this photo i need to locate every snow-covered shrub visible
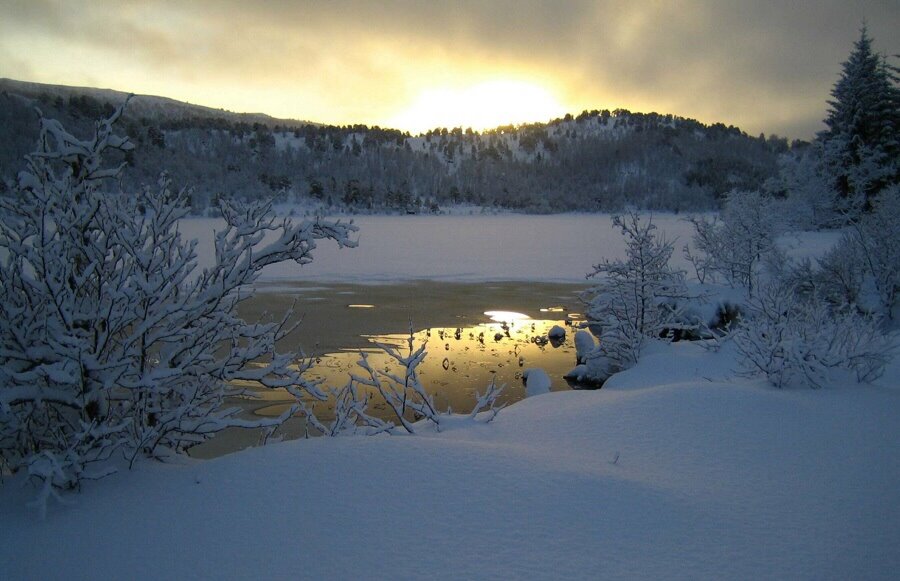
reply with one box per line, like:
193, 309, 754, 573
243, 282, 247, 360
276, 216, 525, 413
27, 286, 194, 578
583, 212, 689, 367
734, 283, 890, 389
0, 102, 357, 502
846, 188, 900, 318
799, 187, 900, 319
685, 191, 782, 296
310, 379, 394, 437
814, 240, 866, 310
351, 327, 504, 432
352, 329, 438, 433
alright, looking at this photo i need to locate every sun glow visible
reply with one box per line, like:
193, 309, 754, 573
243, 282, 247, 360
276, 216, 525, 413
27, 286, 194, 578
387, 80, 567, 134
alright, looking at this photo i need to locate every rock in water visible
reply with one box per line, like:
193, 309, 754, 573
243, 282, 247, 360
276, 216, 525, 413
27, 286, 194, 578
522, 368, 552, 397
548, 325, 566, 340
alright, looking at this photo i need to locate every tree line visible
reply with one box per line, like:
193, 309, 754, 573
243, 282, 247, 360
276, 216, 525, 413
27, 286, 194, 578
0, 86, 785, 213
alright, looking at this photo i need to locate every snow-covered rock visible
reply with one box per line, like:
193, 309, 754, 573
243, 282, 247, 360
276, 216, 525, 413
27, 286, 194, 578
522, 368, 552, 397
575, 330, 597, 363
564, 354, 614, 387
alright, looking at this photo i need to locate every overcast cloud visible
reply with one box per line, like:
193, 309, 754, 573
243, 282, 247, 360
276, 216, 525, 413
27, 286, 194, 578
1, 0, 897, 137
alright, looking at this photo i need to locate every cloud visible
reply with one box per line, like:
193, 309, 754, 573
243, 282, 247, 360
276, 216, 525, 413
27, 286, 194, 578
0, 0, 897, 137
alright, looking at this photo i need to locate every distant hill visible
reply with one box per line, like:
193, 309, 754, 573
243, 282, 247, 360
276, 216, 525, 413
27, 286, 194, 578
0, 78, 790, 213
0, 78, 315, 129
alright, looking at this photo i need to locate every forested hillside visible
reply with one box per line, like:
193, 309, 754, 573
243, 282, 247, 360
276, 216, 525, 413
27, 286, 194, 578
0, 78, 789, 213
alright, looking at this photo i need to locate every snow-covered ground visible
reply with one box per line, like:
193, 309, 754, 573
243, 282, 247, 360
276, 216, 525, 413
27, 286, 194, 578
2, 339, 897, 579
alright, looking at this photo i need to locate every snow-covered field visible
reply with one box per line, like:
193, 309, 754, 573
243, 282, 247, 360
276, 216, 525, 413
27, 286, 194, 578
2, 214, 897, 579
2, 339, 897, 579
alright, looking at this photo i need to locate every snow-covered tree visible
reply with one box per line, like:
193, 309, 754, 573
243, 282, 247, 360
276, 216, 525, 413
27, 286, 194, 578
769, 143, 838, 229
818, 26, 899, 208
583, 212, 689, 367
685, 191, 782, 296
0, 101, 357, 507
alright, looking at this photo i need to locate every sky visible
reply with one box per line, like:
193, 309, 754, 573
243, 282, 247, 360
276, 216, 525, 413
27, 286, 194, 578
1, 1, 898, 139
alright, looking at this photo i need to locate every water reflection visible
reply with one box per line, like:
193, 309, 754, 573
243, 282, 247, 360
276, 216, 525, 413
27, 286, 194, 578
483, 310, 531, 322
245, 313, 592, 429
191, 283, 596, 457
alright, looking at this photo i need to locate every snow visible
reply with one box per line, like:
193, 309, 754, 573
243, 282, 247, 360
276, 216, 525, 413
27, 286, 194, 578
173, 213, 848, 285
2, 339, 897, 579
180, 214, 703, 283
574, 329, 597, 361
522, 368, 552, 397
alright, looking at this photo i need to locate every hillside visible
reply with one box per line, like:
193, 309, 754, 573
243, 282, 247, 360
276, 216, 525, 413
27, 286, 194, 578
0, 78, 789, 213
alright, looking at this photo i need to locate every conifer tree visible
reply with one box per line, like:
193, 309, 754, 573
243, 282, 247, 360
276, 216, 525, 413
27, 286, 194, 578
818, 26, 900, 207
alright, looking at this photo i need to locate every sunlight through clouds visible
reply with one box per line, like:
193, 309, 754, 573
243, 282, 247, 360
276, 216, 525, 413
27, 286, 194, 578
0, 0, 897, 138
387, 80, 568, 133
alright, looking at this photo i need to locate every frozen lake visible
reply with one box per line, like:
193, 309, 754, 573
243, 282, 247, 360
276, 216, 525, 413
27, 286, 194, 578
183, 212, 838, 456
192, 280, 593, 458
181, 213, 700, 283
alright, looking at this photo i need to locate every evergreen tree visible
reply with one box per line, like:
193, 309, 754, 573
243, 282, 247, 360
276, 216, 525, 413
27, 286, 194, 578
819, 26, 900, 207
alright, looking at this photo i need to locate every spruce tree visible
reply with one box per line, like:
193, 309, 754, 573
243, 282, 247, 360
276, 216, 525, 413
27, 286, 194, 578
819, 26, 899, 207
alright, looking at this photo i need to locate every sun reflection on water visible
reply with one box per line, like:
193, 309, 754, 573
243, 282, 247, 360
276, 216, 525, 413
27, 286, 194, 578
201, 307, 598, 456
483, 310, 531, 322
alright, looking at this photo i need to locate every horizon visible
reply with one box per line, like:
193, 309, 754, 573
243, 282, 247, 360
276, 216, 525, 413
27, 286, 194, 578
1, 75, 780, 138
1, 1, 898, 140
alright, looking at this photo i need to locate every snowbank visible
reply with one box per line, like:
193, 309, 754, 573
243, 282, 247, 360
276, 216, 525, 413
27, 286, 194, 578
2, 340, 897, 579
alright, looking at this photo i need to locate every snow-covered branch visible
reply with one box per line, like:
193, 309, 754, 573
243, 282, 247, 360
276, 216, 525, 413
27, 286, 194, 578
0, 102, 357, 509
583, 211, 690, 367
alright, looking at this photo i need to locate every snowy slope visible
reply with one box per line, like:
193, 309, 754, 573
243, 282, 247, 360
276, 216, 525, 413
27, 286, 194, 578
2, 340, 897, 580
0, 78, 315, 128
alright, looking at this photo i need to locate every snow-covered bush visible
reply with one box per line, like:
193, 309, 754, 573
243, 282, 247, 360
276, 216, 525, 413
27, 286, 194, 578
310, 379, 394, 437
352, 330, 438, 433
799, 187, 900, 319
351, 327, 504, 432
583, 212, 689, 367
734, 282, 890, 389
0, 102, 357, 504
814, 240, 866, 310
846, 188, 900, 318
685, 191, 782, 296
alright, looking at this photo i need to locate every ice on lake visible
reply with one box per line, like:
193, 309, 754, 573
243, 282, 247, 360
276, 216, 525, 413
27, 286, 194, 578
180, 213, 700, 283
